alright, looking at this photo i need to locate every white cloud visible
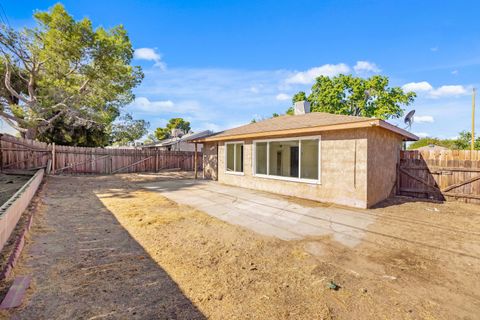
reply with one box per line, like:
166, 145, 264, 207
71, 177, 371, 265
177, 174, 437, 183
130, 67, 295, 132
430, 85, 467, 98
430, 47, 439, 52
353, 61, 381, 74
414, 132, 430, 138
276, 93, 290, 101
129, 97, 174, 113
197, 122, 221, 132
286, 63, 350, 84
124, 61, 476, 139
402, 81, 468, 98
134, 48, 166, 69
413, 115, 434, 123
402, 81, 433, 93
451, 70, 458, 75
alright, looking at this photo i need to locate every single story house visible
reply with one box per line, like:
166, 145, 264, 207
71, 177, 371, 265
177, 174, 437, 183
192, 101, 418, 209
143, 130, 212, 152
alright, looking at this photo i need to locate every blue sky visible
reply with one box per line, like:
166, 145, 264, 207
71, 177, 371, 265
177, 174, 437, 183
2, 0, 480, 139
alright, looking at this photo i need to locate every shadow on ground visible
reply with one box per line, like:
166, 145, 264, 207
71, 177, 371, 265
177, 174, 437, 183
372, 196, 445, 209
3, 175, 205, 319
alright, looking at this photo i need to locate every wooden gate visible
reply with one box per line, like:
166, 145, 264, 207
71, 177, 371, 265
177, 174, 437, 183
397, 150, 480, 204
0, 134, 202, 175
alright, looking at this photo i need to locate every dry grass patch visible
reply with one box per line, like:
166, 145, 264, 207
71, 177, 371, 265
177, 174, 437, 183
95, 183, 480, 319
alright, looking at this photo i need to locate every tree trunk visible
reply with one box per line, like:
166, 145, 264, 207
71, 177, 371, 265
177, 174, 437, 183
25, 127, 38, 140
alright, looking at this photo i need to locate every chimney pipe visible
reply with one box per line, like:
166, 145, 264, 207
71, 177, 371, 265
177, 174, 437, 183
294, 101, 311, 115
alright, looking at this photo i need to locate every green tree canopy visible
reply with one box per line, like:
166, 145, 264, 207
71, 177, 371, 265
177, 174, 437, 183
288, 75, 415, 119
408, 131, 480, 150
292, 91, 307, 103
154, 118, 191, 140
0, 4, 143, 144
453, 131, 480, 150
110, 113, 149, 146
143, 133, 159, 145
286, 91, 307, 115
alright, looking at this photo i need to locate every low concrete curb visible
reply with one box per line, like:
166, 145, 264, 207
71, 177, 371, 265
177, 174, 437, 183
0, 276, 31, 309
0, 169, 44, 280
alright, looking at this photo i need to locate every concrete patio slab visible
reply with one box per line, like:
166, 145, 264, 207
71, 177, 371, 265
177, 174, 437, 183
140, 179, 375, 247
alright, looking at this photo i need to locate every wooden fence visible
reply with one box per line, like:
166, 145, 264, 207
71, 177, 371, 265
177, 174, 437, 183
0, 134, 202, 174
397, 150, 480, 204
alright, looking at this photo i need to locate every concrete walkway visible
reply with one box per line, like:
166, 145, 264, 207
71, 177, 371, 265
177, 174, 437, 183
141, 180, 375, 247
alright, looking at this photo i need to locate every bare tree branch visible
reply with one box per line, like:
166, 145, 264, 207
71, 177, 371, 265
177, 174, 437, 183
79, 78, 89, 93
27, 69, 36, 102
4, 61, 30, 104
65, 61, 79, 76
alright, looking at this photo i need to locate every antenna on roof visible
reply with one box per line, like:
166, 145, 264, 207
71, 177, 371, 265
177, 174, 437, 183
404, 110, 415, 130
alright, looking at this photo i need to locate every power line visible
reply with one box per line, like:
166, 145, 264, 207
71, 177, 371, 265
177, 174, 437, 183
0, 3, 10, 27
0, 11, 6, 26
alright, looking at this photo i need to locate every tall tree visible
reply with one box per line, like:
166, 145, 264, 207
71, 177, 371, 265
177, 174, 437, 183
110, 113, 149, 146
0, 4, 143, 143
288, 75, 415, 119
143, 133, 159, 145
154, 118, 191, 140
453, 131, 480, 150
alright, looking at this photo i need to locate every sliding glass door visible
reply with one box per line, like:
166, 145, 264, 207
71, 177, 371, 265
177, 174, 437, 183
254, 137, 320, 183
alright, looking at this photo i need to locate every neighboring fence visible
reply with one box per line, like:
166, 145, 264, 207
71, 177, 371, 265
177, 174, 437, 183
397, 150, 480, 204
0, 134, 202, 174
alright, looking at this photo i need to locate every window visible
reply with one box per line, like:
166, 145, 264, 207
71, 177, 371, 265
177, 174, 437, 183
255, 142, 267, 174
300, 139, 319, 179
254, 137, 320, 183
225, 142, 244, 173
268, 140, 299, 177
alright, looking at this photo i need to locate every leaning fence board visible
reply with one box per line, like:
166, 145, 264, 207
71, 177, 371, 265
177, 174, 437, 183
112, 156, 154, 174
1, 134, 202, 174
398, 150, 480, 204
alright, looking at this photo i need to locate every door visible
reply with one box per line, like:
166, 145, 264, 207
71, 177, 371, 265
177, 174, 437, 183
290, 146, 299, 177
276, 151, 282, 175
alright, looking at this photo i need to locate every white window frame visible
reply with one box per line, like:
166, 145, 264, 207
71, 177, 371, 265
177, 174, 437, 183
224, 141, 245, 175
252, 135, 321, 184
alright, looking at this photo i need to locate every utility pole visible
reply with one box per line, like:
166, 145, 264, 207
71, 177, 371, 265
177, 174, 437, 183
472, 88, 476, 151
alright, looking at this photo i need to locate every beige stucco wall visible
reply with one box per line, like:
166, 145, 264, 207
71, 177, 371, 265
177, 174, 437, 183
366, 127, 403, 207
202, 142, 218, 180
208, 129, 369, 208
202, 127, 403, 209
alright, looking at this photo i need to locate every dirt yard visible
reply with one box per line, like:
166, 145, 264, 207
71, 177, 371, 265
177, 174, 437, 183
1, 173, 479, 319
0, 173, 31, 205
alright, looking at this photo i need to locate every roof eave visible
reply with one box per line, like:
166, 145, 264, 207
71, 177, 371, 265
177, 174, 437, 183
192, 119, 418, 143
376, 120, 419, 141
192, 120, 375, 142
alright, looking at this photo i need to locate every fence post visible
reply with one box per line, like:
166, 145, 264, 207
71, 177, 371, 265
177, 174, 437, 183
194, 143, 198, 179
51, 143, 56, 175
155, 149, 159, 173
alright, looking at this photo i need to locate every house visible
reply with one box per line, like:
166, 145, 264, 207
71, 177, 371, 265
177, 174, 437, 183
143, 129, 212, 152
192, 101, 418, 209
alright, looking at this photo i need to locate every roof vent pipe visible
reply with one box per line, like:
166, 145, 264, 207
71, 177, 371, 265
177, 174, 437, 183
294, 101, 311, 115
